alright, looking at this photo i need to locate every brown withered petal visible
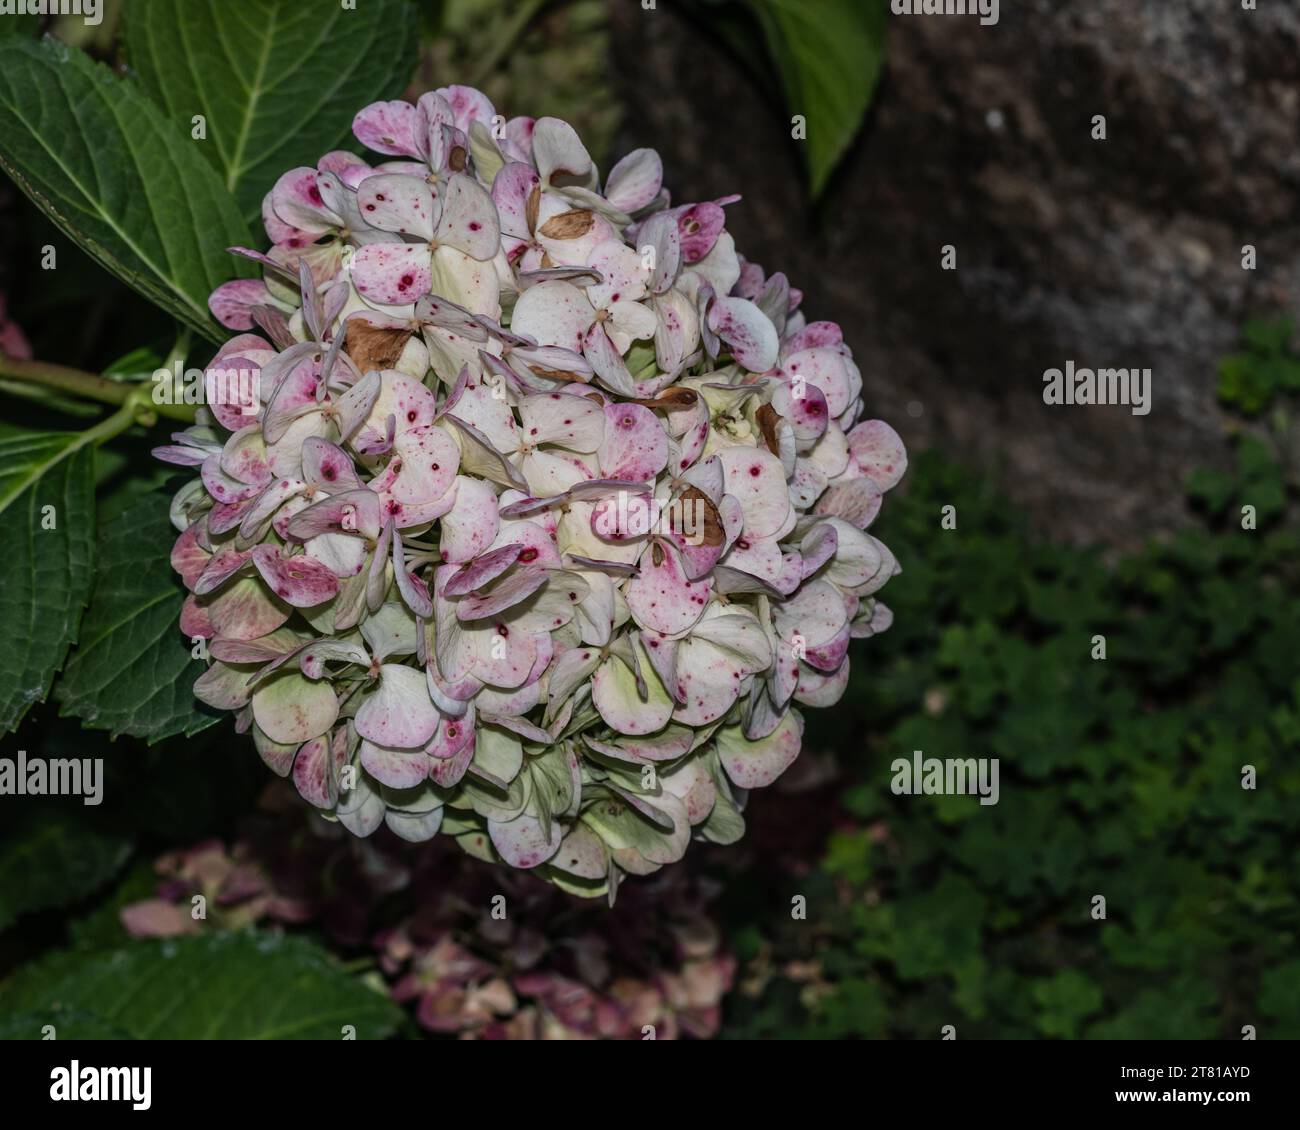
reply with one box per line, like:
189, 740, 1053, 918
528, 365, 590, 384
538, 209, 597, 240
756, 403, 782, 455
345, 320, 414, 373
525, 184, 541, 235
632, 387, 699, 410
678, 486, 725, 547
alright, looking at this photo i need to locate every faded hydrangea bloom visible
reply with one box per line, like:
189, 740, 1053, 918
156, 85, 905, 898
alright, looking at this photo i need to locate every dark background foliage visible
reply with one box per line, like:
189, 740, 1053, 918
0, 0, 1296, 1040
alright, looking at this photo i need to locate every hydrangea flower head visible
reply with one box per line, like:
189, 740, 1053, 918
158, 85, 905, 899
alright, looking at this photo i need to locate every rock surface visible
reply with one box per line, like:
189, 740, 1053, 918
611, 0, 1299, 544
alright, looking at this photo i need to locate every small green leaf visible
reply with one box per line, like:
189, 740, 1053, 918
747, 0, 888, 197
57, 483, 217, 742
0, 429, 96, 732
0, 37, 254, 343
1, 932, 403, 1040
124, 0, 420, 221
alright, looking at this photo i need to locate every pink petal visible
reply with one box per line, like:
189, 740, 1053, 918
351, 243, 432, 306
251, 545, 340, 607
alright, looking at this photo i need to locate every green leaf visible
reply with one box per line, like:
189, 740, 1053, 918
0, 12, 41, 39
124, 0, 420, 221
1, 932, 404, 1040
0, 807, 131, 933
57, 483, 217, 742
0, 430, 96, 732
0, 37, 253, 344
747, 0, 887, 197
0, 1011, 135, 1040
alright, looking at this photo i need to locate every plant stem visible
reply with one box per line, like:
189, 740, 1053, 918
0, 354, 197, 424
469, 0, 551, 86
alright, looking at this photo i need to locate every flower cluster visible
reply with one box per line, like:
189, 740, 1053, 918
157, 84, 905, 896
123, 787, 733, 1039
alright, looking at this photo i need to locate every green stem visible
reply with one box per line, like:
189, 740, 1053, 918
0, 354, 197, 424
469, 0, 551, 86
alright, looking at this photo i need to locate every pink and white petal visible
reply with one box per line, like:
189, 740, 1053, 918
519, 391, 605, 451
237, 477, 309, 541
592, 654, 674, 736
193, 545, 252, 595
355, 663, 441, 748
814, 476, 883, 530
847, 419, 908, 491
204, 354, 263, 432
434, 173, 501, 260
783, 320, 844, 356
360, 740, 430, 790
717, 446, 792, 539
286, 488, 381, 541
361, 370, 438, 438
674, 201, 728, 262
353, 99, 422, 157
356, 173, 436, 241
208, 578, 291, 641
443, 543, 524, 596
582, 324, 638, 397
772, 379, 830, 445
333, 371, 382, 439
170, 525, 209, 589
428, 246, 500, 317
509, 340, 595, 384
454, 564, 548, 622
510, 281, 592, 353
491, 162, 541, 240
626, 542, 711, 635
604, 148, 663, 214
269, 167, 341, 233
532, 116, 594, 186
793, 659, 850, 707
383, 425, 461, 506
661, 756, 717, 825
301, 436, 364, 492
251, 545, 340, 607
437, 83, 496, 132
426, 706, 476, 762
438, 476, 501, 563
803, 622, 852, 673
428, 725, 476, 787
717, 709, 803, 790
351, 243, 432, 307
209, 279, 273, 331
488, 812, 563, 869
252, 672, 339, 746
781, 348, 855, 418
772, 578, 850, 649
597, 402, 667, 481
800, 521, 839, 578
707, 296, 779, 373
391, 527, 434, 618
586, 240, 650, 309
415, 293, 488, 341
471, 622, 539, 690
603, 300, 658, 355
